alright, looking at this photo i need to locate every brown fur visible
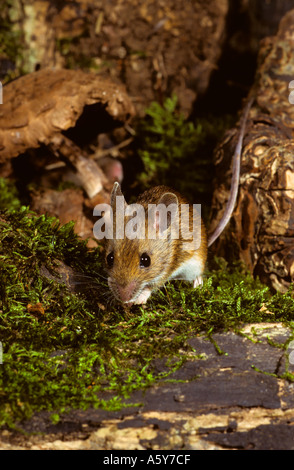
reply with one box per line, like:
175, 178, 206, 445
104, 184, 207, 302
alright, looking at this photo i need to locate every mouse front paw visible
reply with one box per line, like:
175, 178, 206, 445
133, 288, 152, 305
193, 276, 203, 288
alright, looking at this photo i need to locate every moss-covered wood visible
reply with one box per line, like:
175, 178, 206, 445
0, 180, 294, 429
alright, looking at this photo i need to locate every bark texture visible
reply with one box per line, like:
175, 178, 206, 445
0, 68, 134, 162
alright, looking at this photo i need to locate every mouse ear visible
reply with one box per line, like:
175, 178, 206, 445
153, 192, 179, 236
158, 192, 178, 207
110, 182, 127, 210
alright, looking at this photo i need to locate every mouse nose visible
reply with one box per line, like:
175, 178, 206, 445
117, 281, 137, 303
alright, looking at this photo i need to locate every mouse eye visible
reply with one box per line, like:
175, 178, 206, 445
140, 252, 151, 268
106, 252, 114, 268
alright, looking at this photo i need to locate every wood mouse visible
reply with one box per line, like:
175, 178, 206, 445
103, 97, 253, 305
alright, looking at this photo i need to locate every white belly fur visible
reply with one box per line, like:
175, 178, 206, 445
169, 254, 204, 282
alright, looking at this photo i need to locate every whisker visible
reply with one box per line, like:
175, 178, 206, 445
73, 280, 107, 288
73, 271, 108, 282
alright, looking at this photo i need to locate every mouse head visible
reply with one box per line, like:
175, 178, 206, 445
104, 183, 179, 304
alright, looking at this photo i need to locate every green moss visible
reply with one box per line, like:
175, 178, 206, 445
0, 206, 293, 427
0, 1, 25, 82
0, 178, 22, 210
136, 95, 234, 206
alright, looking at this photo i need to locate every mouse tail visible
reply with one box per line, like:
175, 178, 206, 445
207, 96, 254, 248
